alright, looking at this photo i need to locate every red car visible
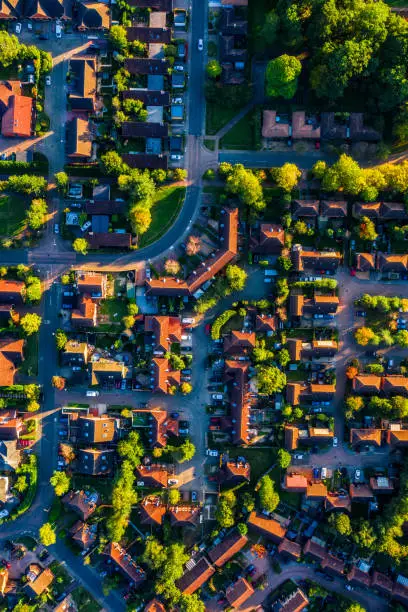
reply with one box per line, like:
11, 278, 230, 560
350, 268, 356, 276
205, 323, 211, 335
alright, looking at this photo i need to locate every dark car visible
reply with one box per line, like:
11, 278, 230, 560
170, 412, 179, 419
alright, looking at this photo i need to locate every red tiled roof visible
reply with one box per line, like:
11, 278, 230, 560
135, 464, 169, 488
1, 95, 33, 137
169, 505, 200, 526
104, 542, 146, 585
145, 316, 181, 353
284, 474, 307, 492
306, 482, 328, 499
371, 571, 393, 594
278, 538, 302, 559
284, 425, 299, 451
349, 484, 374, 500
224, 330, 256, 354
255, 314, 277, 333
151, 358, 180, 394
176, 557, 215, 594
303, 538, 327, 562
321, 553, 345, 577
350, 428, 382, 448
139, 497, 166, 526
208, 531, 248, 567
347, 566, 371, 588
225, 577, 254, 609
144, 600, 166, 612
247, 512, 286, 542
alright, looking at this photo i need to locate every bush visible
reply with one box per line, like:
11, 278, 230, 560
211, 309, 236, 340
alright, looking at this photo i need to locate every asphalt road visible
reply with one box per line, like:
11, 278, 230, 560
219, 150, 332, 169
188, 0, 207, 136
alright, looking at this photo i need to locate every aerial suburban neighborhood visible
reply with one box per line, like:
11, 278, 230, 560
1, 0, 408, 611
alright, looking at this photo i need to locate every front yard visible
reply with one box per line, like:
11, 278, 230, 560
139, 186, 186, 248
0, 195, 28, 239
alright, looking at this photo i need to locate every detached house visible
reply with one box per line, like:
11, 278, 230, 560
291, 246, 341, 272
250, 224, 285, 254
176, 557, 215, 595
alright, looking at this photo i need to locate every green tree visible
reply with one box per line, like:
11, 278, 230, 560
173, 168, 187, 181
329, 512, 351, 536
241, 492, 255, 512
392, 395, 408, 418
54, 171, 68, 194
277, 255, 292, 273
353, 520, 377, 550
101, 150, 126, 176
358, 216, 378, 241
7, 174, 47, 196
168, 489, 180, 505
27, 400, 40, 412
122, 315, 135, 329
177, 439, 195, 462
396, 329, 408, 348
0, 32, 20, 66
55, 329, 67, 351
312, 160, 327, 179
72, 238, 89, 255
13, 475, 28, 494
265, 55, 302, 98
129, 204, 152, 235
50, 470, 71, 496
345, 395, 364, 415
345, 605, 366, 612
117, 431, 144, 468
109, 24, 128, 52
20, 313, 41, 336
25, 276, 42, 303
206, 59, 222, 78
179, 594, 205, 612
180, 382, 193, 395
216, 493, 236, 528
354, 326, 376, 346
256, 365, 287, 394
277, 348, 290, 368
39, 523, 56, 546
277, 448, 291, 469
237, 522, 248, 536
258, 475, 279, 512
107, 460, 138, 542
226, 164, 265, 211
142, 536, 166, 570
272, 163, 301, 192
226, 265, 247, 292
260, 10, 279, 45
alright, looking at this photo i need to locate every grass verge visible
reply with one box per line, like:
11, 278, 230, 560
72, 587, 101, 612
206, 103, 240, 135
139, 185, 186, 248
204, 139, 216, 151
0, 194, 27, 238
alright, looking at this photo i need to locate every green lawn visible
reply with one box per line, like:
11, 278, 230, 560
99, 297, 128, 322
206, 103, 240, 136
0, 195, 27, 238
139, 186, 186, 248
220, 110, 257, 150
20, 334, 38, 377
204, 139, 216, 151
228, 447, 275, 483
71, 587, 101, 612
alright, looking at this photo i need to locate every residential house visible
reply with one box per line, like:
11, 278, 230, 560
0, 338, 24, 386
347, 566, 371, 589
25, 565, 54, 599
146, 208, 238, 297
292, 111, 320, 140
225, 577, 254, 609
0, 280, 25, 304
169, 505, 200, 527
262, 111, 290, 139
123, 89, 170, 106
127, 26, 171, 44
272, 588, 309, 612
392, 583, 408, 607
87, 233, 132, 249
61, 341, 88, 367
289, 293, 339, 318
77, 274, 106, 298
371, 571, 394, 597
350, 428, 383, 450
71, 296, 97, 328
291, 246, 341, 272
224, 360, 251, 444
176, 557, 215, 595
144, 600, 166, 612
75, 1, 110, 30
387, 427, 408, 447
0, 410, 22, 440
150, 357, 180, 394
219, 7, 247, 85
292, 200, 320, 219
320, 200, 347, 218
122, 122, 168, 138
377, 253, 408, 275
1, 95, 33, 138
208, 530, 248, 567
321, 112, 380, 142
70, 521, 97, 550
68, 57, 97, 112
135, 464, 169, 488
370, 476, 394, 494
76, 448, 114, 475
144, 315, 181, 353
250, 224, 285, 254
133, 409, 178, 447
278, 538, 302, 561
103, 543, 146, 586
325, 493, 351, 513
321, 554, 345, 578
224, 331, 255, 356
284, 425, 300, 451
353, 201, 407, 221
90, 360, 128, 386
125, 58, 169, 75
306, 482, 328, 500
66, 118, 92, 161
255, 314, 278, 335
247, 511, 286, 542
349, 484, 374, 502
356, 253, 376, 273
383, 375, 408, 396
122, 154, 167, 170
352, 375, 382, 394
139, 496, 166, 526
284, 473, 308, 493
303, 538, 327, 563
0, 440, 20, 471
219, 459, 250, 485
62, 490, 99, 520
76, 415, 117, 443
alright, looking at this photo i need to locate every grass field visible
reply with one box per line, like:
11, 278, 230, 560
228, 446, 274, 483
0, 195, 27, 238
206, 103, 240, 135
220, 110, 257, 150
139, 185, 186, 248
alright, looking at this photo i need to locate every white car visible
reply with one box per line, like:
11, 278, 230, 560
0, 509, 9, 519
15, 23, 21, 34
168, 478, 179, 485
333, 436, 338, 447
56, 23, 62, 38
81, 220, 92, 232
206, 449, 219, 457
172, 97, 183, 104
171, 154, 183, 161
174, 64, 184, 72
45, 75, 51, 86
354, 469, 361, 480
198, 39, 203, 51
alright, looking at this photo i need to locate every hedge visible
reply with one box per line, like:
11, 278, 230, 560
211, 309, 236, 340
10, 455, 38, 519
0, 159, 48, 176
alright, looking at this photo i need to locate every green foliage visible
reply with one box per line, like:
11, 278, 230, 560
206, 59, 222, 78
277, 448, 291, 469
20, 313, 41, 336
55, 329, 67, 351
0, 31, 21, 66
258, 475, 279, 512
55, 172, 68, 194
211, 309, 236, 340
25, 276, 42, 303
176, 439, 195, 462
256, 365, 287, 394
277, 348, 290, 368
358, 216, 378, 241
329, 512, 351, 536
101, 150, 126, 176
26, 198, 47, 230
237, 522, 248, 536
50, 470, 71, 497
7, 174, 47, 196
225, 265, 247, 292
39, 522, 56, 546
265, 55, 302, 98
107, 459, 138, 542
168, 489, 180, 505
271, 163, 301, 192
117, 430, 144, 468
109, 24, 128, 51
226, 164, 265, 211
72, 238, 89, 255
216, 491, 236, 528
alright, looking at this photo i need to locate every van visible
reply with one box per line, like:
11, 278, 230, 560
86, 390, 99, 397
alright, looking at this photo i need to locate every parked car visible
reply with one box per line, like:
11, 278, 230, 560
198, 38, 203, 51
0, 510, 9, 519
168, 478, 178, 485
56, 23, 62, 38
170, 154, 183, 161
81, 220, 91, 232
354, 469, 361, 481
206, 449, 219, 457
174, 64, 184, 72
54, 223, 59, 234
15, 23, 21, 33
179, 428, 189, 435
333, 437, 338, 447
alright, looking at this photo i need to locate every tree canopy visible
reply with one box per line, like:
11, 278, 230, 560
258, 475, 280, 512
256, 365, 287, 394
265, 54, 301, 98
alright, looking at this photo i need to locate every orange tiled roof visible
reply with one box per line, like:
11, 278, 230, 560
350, 428, 382, 448
225, 577, 254, 609
208, 531, 248, 567
1, 95, 33, 137
306, 482, 328, 499
278, 538, 302, 559
247, 512, 286, 541
284, 474, 307, 491
144, 315, 181, 353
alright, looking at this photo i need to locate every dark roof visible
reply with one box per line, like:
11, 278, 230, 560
125, 58, 169, 75
24, 0, 63, 19
219, 6, 248, 35
66, 118, 92, 159
123, 89, 170, 106
76, 448, 114, 475
176, 557, 215, 595
128, 0, 171, 8
85, 201, 126, 215
169, 135, 183, 151
122, 153, 168, 170
76, 1, 110, 29
127, 26, 171, 43
122, 122, 168, 138
87, 232, 132, 249
320, 113, 348, 140
68, 57, 96, 110
349, 113, 381, 142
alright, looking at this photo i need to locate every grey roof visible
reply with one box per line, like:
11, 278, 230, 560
91, 215, 109, 233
